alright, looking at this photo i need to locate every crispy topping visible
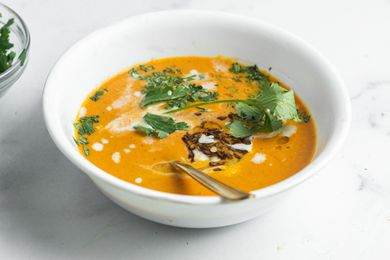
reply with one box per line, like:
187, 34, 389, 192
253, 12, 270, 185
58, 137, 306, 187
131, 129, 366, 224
182, 121, 252, 166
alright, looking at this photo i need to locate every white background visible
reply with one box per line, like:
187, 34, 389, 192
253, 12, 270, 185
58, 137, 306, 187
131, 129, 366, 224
0, 0, 389, 259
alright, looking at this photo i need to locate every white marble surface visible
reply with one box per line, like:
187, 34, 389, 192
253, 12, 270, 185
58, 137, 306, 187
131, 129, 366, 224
0, 0, 389, 259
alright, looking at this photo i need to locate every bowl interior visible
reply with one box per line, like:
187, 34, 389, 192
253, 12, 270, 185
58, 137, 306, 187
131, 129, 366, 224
44, 11, 350, 200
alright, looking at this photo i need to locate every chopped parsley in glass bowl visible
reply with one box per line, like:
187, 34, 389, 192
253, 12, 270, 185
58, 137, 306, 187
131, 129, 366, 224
0, 3, 30, 98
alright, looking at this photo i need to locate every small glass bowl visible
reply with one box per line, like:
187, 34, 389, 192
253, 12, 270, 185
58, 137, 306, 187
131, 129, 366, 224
0, 3, 30, 98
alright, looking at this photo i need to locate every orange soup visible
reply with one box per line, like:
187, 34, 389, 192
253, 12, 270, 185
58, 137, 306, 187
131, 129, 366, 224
74, 56, 316, 196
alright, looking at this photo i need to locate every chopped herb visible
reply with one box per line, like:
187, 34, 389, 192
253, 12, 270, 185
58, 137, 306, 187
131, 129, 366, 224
163, 67, 179, 74
166, 84, 218, 108
230, 63, 242, 73
138, 64, 155, 72
198, 74, 206, 80
268, 67, 272, 71
131, 61, 302, 138
129, 67, 143, 80
229, 83, 301, 137
72, 137, 79, 145
89, 89, 107, 102
83, 147, 90, 156
130, 66, 217, 108
141, 86, 187, 107
74, 115, 100, 135
134, 113, 189, 139
141, 71, 184, 91
166, 64, 301, 138
73, 116, 99, 156
73, 135, 90, 156
229, 62, 270, 88
0, 17, 16, 73
129, 64, 155, 79
299, 111, 311, 123
73, 136, 89, 145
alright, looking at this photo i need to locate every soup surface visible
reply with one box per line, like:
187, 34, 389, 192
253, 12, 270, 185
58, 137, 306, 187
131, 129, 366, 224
74, 56, 316, 196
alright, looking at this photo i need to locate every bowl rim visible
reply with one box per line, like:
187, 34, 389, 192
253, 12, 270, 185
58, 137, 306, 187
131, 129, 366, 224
43, 10, 351, 205
0, 3, 31, 84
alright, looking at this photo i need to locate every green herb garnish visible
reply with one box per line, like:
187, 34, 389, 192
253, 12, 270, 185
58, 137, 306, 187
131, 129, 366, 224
141, 86, 187, 107
89, 89, 108, 102
165, 63, 301, 138
138, 64, 155, 72
229, 62, 270, 89
299, 111, 311, 123
165, 82, 299, 137
130, 66, 218, 108
83, 147, 90, 156
0, 17, 16, 73
73, 115, 100, 156
74, 115, 100, 136
73, 136, 90, 156
134, 113, 189, 139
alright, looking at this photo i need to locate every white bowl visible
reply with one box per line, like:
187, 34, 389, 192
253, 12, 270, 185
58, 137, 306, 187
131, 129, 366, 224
43, 10, 351, 228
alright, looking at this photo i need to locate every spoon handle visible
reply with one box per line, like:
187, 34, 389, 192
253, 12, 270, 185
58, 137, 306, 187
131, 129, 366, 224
171, 161, 254, 200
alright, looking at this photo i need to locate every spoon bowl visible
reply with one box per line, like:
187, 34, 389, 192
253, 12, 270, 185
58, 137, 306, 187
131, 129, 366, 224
170, 161, 254, 200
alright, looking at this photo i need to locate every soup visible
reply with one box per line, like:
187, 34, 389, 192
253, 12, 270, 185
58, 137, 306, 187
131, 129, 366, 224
74, 56, 316, 196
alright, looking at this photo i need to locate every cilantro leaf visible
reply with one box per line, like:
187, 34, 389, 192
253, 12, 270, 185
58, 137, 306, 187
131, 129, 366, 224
141, 86, 188, 107
166, 63, 302, 137
134, 113, 189, 139
134, 61, 304, 138
229, 62, 270, 88
299, 111, 311, 123
138, 64, 155, 72
131, 66, 218, 108
227, 102, 283, 137
226, 81, 298, 137
83, 147, 90, 156
129, 68, 143, 80
166, 84, 218, 108
226, 120, 259, 138
248, 82, 301, 122
73, 136, 89, 145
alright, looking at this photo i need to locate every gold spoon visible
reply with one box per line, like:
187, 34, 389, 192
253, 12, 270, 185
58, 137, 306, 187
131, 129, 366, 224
170, 161, 254, 200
